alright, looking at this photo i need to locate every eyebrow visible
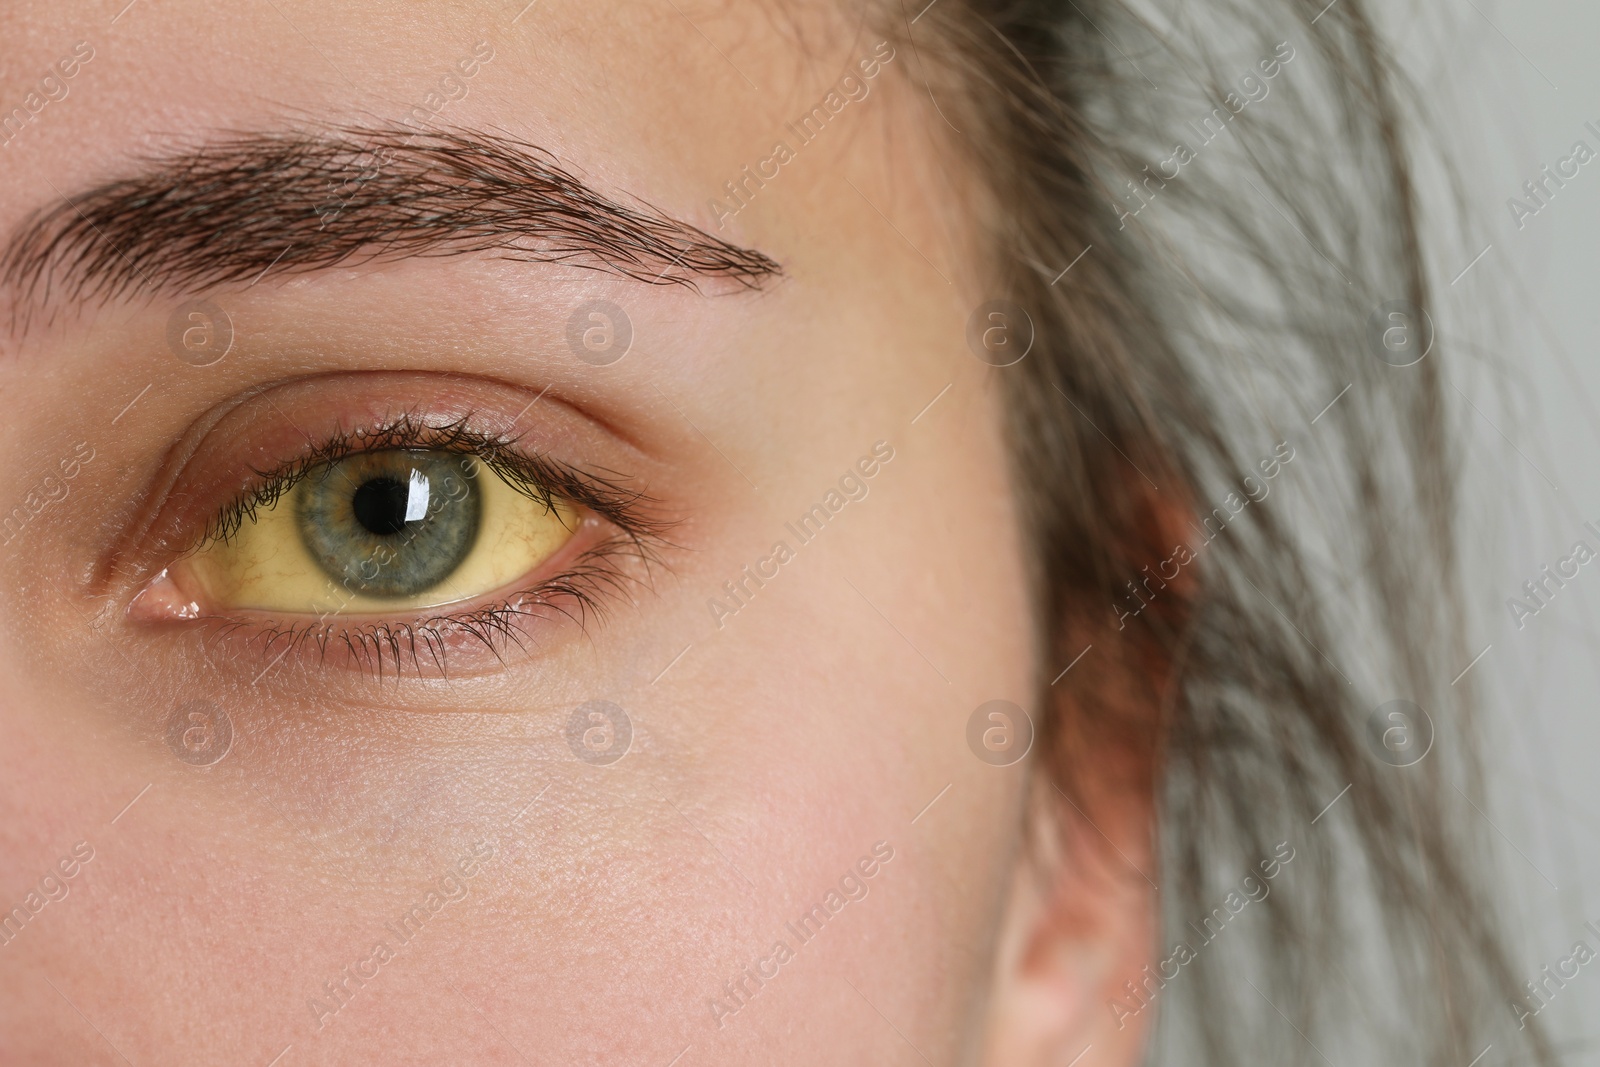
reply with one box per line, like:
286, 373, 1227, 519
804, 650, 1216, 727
0, 125, 781, 322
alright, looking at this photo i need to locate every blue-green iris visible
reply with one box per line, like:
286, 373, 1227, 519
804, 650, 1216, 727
296, 450, 481, 598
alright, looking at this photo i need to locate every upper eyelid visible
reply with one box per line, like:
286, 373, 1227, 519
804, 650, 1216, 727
80, 371, 671, 624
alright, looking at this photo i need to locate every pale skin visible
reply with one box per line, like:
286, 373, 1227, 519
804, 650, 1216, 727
0, 2, 1155, 1063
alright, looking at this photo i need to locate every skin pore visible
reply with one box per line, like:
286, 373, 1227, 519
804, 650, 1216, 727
0, 2, 1154, 1064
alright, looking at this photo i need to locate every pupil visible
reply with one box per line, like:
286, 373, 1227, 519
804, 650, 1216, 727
351, 476, 413, 536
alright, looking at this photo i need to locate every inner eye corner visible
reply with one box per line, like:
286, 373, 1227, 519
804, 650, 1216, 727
111, 385, 675, 678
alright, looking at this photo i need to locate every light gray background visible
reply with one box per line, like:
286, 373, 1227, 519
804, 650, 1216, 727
1394, 0, 1600, 1059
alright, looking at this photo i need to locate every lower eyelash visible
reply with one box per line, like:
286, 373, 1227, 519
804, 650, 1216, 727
200, 505, 668, 680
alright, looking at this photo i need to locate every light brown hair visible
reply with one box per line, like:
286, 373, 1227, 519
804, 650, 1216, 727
888, 1, 1549, 1062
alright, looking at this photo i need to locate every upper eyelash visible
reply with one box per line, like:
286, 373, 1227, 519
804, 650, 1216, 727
204, 411, 673, 551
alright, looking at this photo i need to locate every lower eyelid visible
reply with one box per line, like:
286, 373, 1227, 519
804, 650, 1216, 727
127, 514, 641, 679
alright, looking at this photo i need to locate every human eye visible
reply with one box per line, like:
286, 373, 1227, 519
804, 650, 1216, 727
124, 387, 669, 678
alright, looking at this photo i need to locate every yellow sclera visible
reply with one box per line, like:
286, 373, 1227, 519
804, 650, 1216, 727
176, 454, 577, 615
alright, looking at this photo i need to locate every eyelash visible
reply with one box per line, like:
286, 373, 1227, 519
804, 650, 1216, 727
194, 413, 673, 677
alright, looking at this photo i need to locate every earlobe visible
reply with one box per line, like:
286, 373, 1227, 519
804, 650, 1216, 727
979, 809, 1159, 1067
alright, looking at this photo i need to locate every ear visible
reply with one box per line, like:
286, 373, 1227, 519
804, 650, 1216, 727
978, 488, 1189, 1066
978, 781, 1158, 1067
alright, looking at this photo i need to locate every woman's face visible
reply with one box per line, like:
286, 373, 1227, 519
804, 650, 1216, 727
0, 2, 1134, 1063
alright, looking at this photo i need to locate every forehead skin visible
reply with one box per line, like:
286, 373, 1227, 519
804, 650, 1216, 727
0, 2, 1035, 1065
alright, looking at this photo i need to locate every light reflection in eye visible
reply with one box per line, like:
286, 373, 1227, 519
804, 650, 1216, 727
403, 468, 430, 522
174, 449, 577, 616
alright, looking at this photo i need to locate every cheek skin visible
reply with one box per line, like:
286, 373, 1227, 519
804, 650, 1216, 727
667, 397, 1030, 1060
0, 4, 1036, 1066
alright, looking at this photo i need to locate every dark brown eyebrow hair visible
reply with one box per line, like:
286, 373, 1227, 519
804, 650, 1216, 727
0, 125, 782, 322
